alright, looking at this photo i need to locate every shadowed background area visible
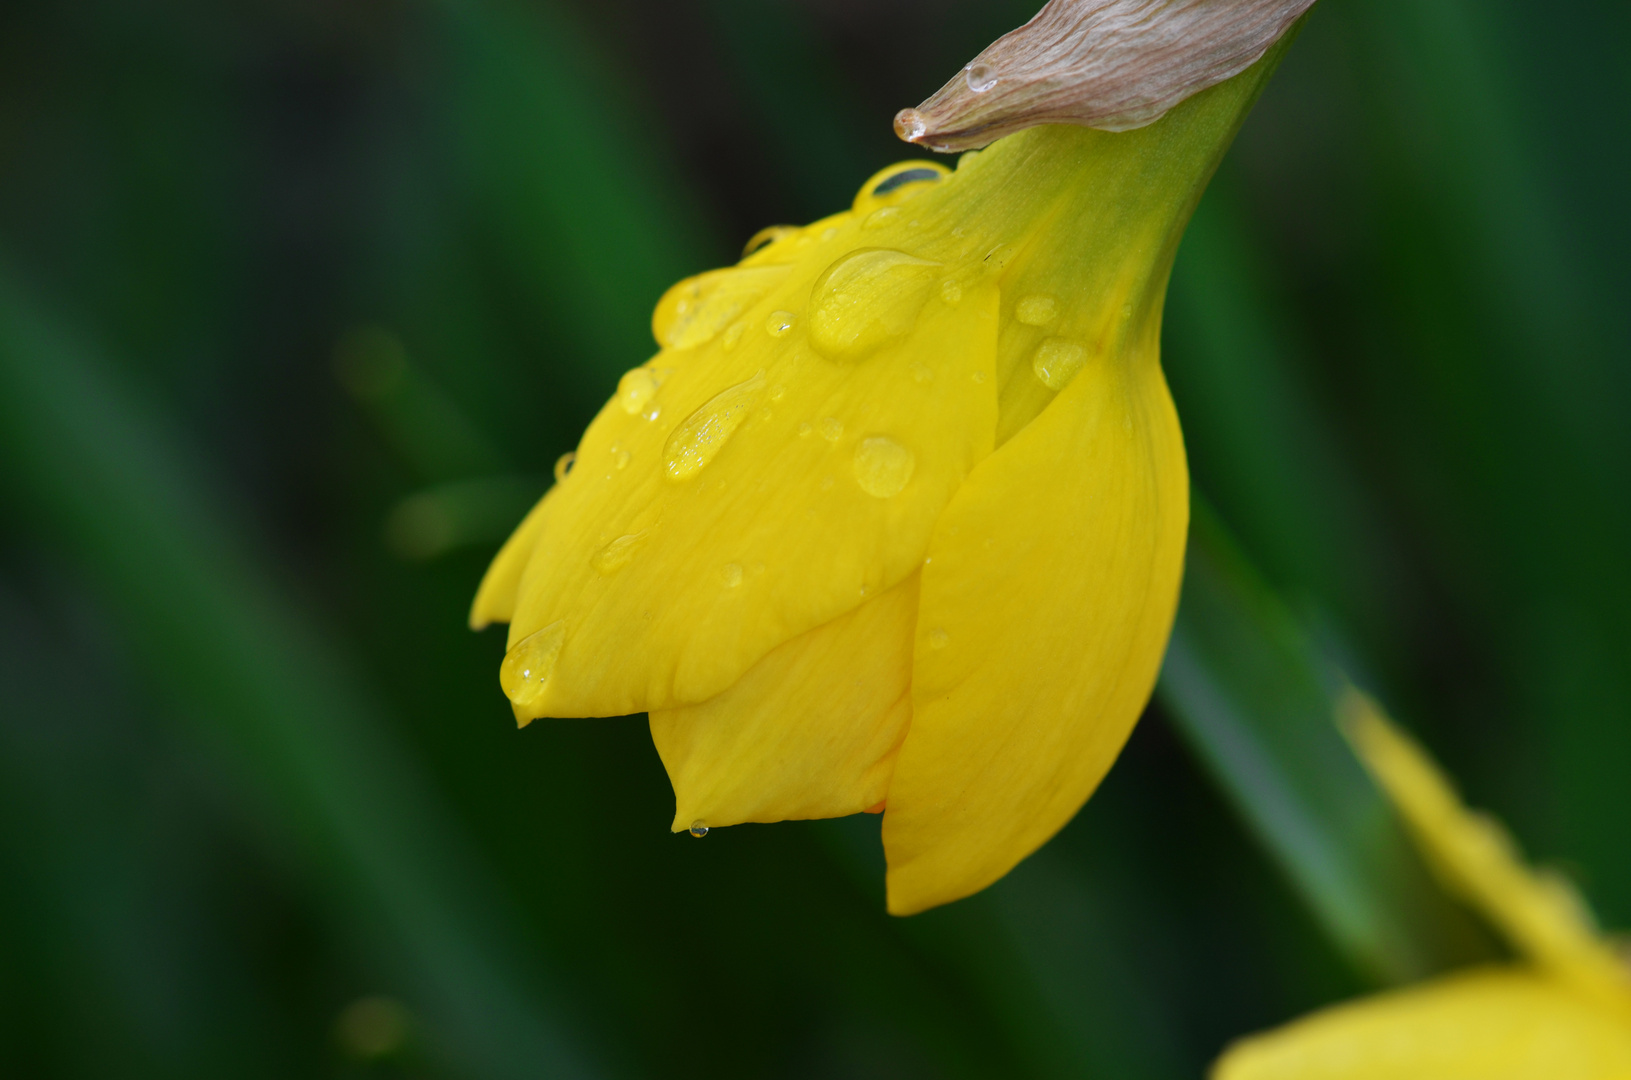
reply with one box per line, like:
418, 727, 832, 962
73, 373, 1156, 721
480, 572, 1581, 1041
0, 0, 1627, 1076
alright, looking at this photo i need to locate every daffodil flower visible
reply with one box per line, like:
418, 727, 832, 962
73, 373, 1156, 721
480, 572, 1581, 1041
472, 10, 1298, 913
1212, 691, 1631, 1078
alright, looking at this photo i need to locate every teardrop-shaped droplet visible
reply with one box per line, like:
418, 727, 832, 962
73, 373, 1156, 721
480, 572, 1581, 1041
1016, 294, 1058, 326
663, 370, 766, 481
500, 621, 566, 711
852, 435, 916, 498
618, 368, 660, 416
808, 248, 940, 362
553, 452, 576, 483
592, 532, 647, 575
689, 820, 709, 838
1032, 338, 1088, 390
651, 265, 791, 350
965, 63, 998, 93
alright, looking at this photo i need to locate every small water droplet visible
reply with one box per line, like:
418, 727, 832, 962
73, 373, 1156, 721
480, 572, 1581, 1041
592, 532, 647, 575
928, 628, 949, 649
965, 63, 998, 93
1122, 302, 1135, 320
719, 563, 743, 588
909, 361, 933, 383
893, 108, 927, 141
821, 227, 839, 242
864, 207, 900, 229
742, 225, 798, 258
820, 475, 835, 491
1032, 338, 1088, 389
644, 405, 662, 422
852, 435, 916, 498
808, 248, 941, 361
652, 266, 790, 350
618, 368, 660, 416
1016, 295, 1058, 325
972, 370, 988, 384
798, 421, 813, 438
689, 820, 709, 838
819, 417, 844, 442
858, 584, 871, 598
500, 621, 566, 710
940, 279, 963, 305
553, 452, 576, 483
770, 384, 785, 402
663, 370, 766, 481
722, 321, 747, 351
758, 407, 773, 422
609, 443, 631, 470
766, 310, 795, 337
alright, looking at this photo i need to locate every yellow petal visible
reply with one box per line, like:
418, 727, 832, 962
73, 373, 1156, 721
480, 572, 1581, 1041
1212, 967, 1631, 1080
1341, 689, 1631, 1015
504, 236, 999, 719
648, 573, 917, 830
881, 340, 1188, 915
468, 486, 554, 630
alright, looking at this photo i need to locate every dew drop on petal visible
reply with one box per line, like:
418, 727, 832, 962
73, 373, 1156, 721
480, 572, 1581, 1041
765, 310, 796, 337
609, 443, 631, 470
499, 620, 566, 710
965, 63, 998, 93
852, 435, 915, 498
592, 532, 647, 575
722, 321, 747, 351
663, 370, 766, 481
652, 265, 790, 350
939, 279, 963, 305
1016, 294, 1058, 325
819, 416, 844, 442
719, 562, 743, 588
1032, 338, 1088, 389
689, 820, 709, 838
864, 207, 900, 230
618, 367, 660, 415
808, 248, 941, 362
798, 421, 813, 438
928, 628, 950, 650
553, 452, 576, 483
909, 361, 933, 384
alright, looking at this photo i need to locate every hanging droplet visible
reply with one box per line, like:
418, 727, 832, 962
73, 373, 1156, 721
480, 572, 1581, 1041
688, 821, 709, 838
928, 628, 950, 650
553, 452, 576, 483
651, 265, 791, 350
618, 368, 660, 416
765, 310, 796, 337
808, 248, 941, 362
965, 63, 999, 93
1016, 294, 1058, 325
1032, 338, 1088, 389
893, 108, 927, 142
592, 532, 647, 575
852, 435, 916, 498
499, 621, 566, 711
663, 370, 766, 481
719, 563, 743, 588
819, 417, 845, 442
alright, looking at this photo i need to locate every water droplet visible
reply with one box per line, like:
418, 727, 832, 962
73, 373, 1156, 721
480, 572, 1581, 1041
1016, 294, 1058, 325
909, 361, 933, 384
719, 563, 743, 588
893, 108, 927, 141
982, 244, 1015, 272
819, 475, 835, 491
965, 63, 998, 93
852, 435, 916, 498
722, 321, 747, 351
592, 532, 647, 575
500, 621, 566, 710
618, 368, 660, 415
609, 443, 631, 470
758, 407, 773, 422
770, 384, 785, 402
553, 452, 576, 483
819, 417, 844, 442
864, 207, 900, 229
765, 310, 795, 337
1032, 338, 1088, 389
808, 248, 941, 361
928, 628, 949, 649
742, 225, 798, 258
1122, 302, 1135, 320
689, 820, 709, 838
798, 421, 813, 438
644, 405, 662, 423
940, 279, 963, 305
821, 227, 839, 242
652, 265, 790, 350
870, 166, 946, 199
663, 370, 766, 481
972, 370, 988, 384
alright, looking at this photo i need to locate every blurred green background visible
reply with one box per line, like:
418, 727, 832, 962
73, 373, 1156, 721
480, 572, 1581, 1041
1, 0, 1627, 1076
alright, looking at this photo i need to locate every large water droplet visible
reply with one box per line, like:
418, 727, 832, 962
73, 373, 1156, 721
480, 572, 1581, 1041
553, 452, 576, 483
870, 166, 946, 200
852, 435, 916, 498
652, 265, 790, 350
1016, 294, 1058, 325
807, 248, 940, 362
663, 370, 766, 481
592, 532, 647, 575
1032, 338, 1087, 389
893, 108, 927, 141
689, 820, 709, 838
965, 63, 998, 93
500, 621, 566, 710
618, 368, 660, 416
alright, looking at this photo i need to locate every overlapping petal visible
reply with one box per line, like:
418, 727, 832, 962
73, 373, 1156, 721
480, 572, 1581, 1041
649, 573, 917, 830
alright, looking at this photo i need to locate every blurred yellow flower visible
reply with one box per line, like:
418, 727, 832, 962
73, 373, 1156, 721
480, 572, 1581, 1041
471, 58, 1279, 915
1212, 690, 1631, 1078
